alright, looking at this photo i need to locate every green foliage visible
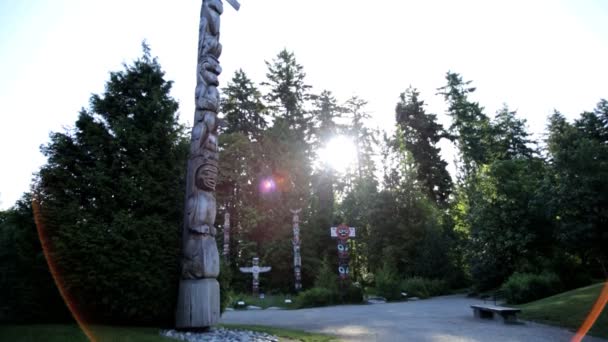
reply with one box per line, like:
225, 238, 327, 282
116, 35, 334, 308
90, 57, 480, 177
0, 194, 70, 323
36, 45, 187, 324
545, 105, 608, 275
395, 87, 452, 204
295, 287, 336, 308
501, 272, 562, 304
314, 256, 339, 293
374, 263, 401, 301
219, 259, 233, 314
221, 69, 267, 137
401, 277, 449, 299
340, 283, 364, 304
438, 72, 494, 172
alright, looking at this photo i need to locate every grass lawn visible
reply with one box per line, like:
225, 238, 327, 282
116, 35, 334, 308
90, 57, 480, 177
231, 293, 297, 309
0, 324, 336, 342
221, 324, 339, 342
516, 282, 608, 339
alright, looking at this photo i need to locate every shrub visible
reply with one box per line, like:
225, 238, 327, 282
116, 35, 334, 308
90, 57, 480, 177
340, 282, 364, 304
500, 272, 562, 304
375, 263, 401, 301
314, 256, 339, 293
295, 287, 336, 308
401, 277, 448, 299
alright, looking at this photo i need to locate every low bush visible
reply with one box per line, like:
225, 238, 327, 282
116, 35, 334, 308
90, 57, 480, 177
401, 277, 448, 299
500, 272, 562, 304
340, 282, 364, 304
375, 263, 401, 301
295, 287, 336, 308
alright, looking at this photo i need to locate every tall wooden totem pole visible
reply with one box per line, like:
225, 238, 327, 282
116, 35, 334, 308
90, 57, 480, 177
291, 209, 302, 291
176, 0, 240, 329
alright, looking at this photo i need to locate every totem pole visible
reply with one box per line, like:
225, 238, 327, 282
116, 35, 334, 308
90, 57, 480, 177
330, 224, 356, 287
290, 209, 302, 291
223, 212, 230, 261
239, 257, 271, 296
176, 0, 240, 329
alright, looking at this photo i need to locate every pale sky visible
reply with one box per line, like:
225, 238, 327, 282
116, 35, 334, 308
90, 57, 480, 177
1, 0, 607, 209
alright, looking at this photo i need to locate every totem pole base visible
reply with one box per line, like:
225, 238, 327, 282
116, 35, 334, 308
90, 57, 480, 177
176, 279, 220, 329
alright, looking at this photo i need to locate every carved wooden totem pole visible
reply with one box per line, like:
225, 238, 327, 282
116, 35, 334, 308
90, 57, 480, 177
330, 224, 356, 287
239, 257, 271, 296
291, 209, 302, 291
223, 212, 230, 261
176, 0, 240, 329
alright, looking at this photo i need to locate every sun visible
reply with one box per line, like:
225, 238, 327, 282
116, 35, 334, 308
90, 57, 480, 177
318, 136, 358, 171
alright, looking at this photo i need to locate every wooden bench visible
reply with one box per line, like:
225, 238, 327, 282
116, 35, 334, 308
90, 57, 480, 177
471, 304, 521, 324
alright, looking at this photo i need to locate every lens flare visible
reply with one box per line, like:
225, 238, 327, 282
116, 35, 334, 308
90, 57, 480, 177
32, 197, 97, 342
572, 281, 608, 342
318, 136, 357, 171
260, 178, 276, 193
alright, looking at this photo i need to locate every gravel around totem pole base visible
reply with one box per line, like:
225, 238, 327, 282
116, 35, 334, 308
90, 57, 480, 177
161, 327, 279, 342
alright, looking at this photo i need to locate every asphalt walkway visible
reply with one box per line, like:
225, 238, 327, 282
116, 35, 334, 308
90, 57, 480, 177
221, 294, 607, 342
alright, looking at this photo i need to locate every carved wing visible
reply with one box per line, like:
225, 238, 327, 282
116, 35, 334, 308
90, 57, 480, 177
239, 267, 253, 273
259, 267, 272, 273
225, 0, 240, 11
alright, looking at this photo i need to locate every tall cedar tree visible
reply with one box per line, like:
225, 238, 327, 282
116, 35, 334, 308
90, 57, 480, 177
249, 49, 314, 291
217, 69, 268, 291
545, 104, 608, 276
438, 72, 493, 174
37, 44, 188, 324
395, 87, 452, 205
221, 69, 267, 138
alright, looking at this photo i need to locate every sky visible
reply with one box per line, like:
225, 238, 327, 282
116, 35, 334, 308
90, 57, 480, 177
0, 0, 607, 209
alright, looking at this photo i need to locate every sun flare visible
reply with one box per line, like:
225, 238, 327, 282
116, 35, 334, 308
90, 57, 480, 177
319, 136, 358, 171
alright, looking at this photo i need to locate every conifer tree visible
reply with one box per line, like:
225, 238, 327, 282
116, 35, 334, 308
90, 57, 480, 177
37, 44, 187, 324
395, 87, 452, 205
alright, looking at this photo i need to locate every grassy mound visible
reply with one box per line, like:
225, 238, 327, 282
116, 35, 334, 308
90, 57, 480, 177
517, 282, 607, 339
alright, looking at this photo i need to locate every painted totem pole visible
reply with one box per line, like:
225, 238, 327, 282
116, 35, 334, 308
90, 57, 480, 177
239, 257, 271, 296
291, 209, 302, 291
330, 224, 356, 285
176, 0, 240, 329
223, 212, 230, 261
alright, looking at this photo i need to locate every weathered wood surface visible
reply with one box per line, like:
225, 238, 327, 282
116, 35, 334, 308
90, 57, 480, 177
176, 279, 220, 328
177, 0, 239, 329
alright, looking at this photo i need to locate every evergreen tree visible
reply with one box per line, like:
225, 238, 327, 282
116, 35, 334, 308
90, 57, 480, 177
438, 72, 493, 173
344, 96, 377, 184
395, 87, 452, 205
491, 105, 536, 160
263, 49, 312, 143
221, 69, 267, 138
37, 44, 188, 324
545, 104, 608, 276
0, 193, 70, 322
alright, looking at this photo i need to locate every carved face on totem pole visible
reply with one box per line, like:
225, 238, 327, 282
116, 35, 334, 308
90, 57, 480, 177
338, 263, 350, 280
195, 163, 218, 191
337, 240, 349, 259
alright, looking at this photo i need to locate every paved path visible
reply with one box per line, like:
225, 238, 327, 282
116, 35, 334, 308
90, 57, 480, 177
221, 295, 606, 342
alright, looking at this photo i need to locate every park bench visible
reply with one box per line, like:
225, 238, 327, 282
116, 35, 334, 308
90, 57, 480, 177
471, 304, 521, 324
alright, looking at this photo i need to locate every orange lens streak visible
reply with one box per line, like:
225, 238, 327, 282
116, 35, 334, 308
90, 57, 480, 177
32, 198, 97, 342
572, 281, 608, 342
